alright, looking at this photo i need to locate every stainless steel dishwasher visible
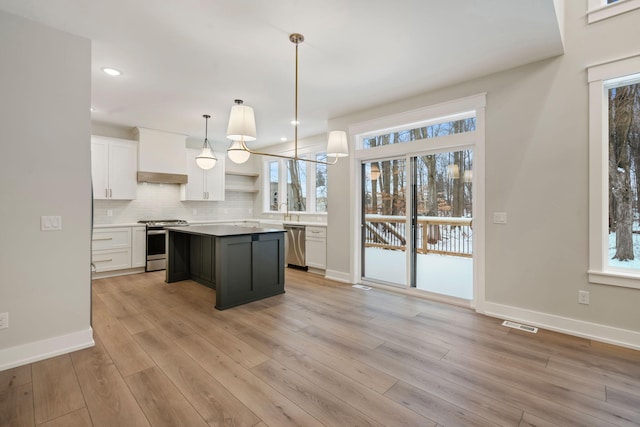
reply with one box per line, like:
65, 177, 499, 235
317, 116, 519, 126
284, 224, 307, 269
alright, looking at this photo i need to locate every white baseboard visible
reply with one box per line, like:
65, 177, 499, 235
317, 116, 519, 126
0, 327, 95, 371
483, 302, 640, 351
324, 269, 353, 284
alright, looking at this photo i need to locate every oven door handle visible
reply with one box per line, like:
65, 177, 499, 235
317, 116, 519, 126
147, 230, 167, 235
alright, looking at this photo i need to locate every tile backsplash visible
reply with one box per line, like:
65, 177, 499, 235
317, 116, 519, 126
93, 182, 254, 224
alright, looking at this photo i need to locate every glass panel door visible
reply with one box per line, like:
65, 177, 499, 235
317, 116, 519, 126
361, 150, 473, 299
412, 150, 473, 299
361, 158, 407, 286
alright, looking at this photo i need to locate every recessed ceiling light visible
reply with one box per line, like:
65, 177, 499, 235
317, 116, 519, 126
101, 67, 122, 76
290, 120, 299, 125
90, 107, 95, 112
280, 137, 287, 141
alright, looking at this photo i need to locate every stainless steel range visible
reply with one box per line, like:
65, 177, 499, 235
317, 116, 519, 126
138, 219, 189, 271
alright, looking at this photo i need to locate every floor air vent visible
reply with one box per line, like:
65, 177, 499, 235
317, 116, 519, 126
502, 320, 538, 333
352, 284, 372, 291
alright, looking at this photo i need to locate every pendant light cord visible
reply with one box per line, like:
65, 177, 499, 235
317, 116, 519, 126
294, 37, 299, 159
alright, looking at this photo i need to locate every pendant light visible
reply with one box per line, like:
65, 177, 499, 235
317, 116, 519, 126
196, 114, 217, 170
225, 33, 349, 165
370, 162, 381, 180
226, 100, 254, 164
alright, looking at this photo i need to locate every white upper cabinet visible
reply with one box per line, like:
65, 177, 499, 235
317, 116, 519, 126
91, 136, 137, 200
181, 148, 225, 201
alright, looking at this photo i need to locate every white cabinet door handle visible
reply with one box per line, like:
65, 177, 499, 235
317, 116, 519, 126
93, 237, 113, 241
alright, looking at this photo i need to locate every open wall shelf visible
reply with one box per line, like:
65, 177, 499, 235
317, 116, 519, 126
225, 171, 259, 193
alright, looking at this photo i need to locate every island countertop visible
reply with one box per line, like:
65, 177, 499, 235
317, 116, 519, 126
165, 224, 286, 237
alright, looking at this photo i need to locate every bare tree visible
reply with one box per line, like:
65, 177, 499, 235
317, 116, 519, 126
609, 84, 638, 261
287, 159, 305, 211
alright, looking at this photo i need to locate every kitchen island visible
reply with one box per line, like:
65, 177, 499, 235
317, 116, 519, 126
165, 225, 285, 310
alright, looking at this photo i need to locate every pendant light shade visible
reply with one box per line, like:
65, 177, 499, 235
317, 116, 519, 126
326, 131, 349, 158
227, 140, 251, 164
370, 162, 380, 180
447, 164, 460, 179
196, 114, 217, 170
196, 147, 216, 170
226, 100, 256, 142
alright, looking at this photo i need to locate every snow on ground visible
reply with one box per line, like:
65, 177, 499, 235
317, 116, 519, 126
608, 232, 640, 270
364, 247, 473, 300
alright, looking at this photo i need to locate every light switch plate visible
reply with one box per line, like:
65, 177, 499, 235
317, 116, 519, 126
41, 216, 62, 231
493, 212, 507, 224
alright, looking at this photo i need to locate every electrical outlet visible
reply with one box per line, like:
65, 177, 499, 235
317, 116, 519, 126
578, 290, 590, 305
107, 209, 113, 217
0, 312, 8, 330
193, 209, 197, 216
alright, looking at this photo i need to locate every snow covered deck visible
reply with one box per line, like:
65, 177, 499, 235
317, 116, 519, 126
363, 247, 473, 300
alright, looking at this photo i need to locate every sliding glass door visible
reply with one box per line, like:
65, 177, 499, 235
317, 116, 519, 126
361, 159, 407, 287
361, 149, 473, 300
411, 150, 473, 299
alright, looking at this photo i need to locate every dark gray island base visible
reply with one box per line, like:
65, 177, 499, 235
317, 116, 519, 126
165, 225, 285, 310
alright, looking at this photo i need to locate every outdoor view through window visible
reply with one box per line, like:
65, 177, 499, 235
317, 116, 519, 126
609, 81, 640, 270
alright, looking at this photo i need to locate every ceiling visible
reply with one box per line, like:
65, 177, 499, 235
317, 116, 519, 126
0, 0, 563, 148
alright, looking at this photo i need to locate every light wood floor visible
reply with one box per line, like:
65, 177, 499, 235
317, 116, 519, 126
2, 270, 640, 426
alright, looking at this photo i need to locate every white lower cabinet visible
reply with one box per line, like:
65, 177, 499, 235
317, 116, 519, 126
92, 226, 146, 275
92, 228, 132, 272
305, 226, 326, 270
131, 226, 147, 268
92, 248, 132, 272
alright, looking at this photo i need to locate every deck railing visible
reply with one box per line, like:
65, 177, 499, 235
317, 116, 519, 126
364, 214, 473, 257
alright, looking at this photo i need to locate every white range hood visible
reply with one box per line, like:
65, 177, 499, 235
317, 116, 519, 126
135, 127, 188, 184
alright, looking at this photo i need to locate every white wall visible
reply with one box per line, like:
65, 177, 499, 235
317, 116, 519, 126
327, 1, 640, 347
0, 11, 93, 369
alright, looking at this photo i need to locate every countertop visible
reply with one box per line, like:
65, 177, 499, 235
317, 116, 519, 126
94, 219, 327, 228
94, 223, 145, 229
165, 224, 286, 237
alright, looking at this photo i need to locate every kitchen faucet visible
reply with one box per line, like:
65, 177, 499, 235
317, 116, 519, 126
279, 203, 291, 221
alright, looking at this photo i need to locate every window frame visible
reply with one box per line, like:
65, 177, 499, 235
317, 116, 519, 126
262, 149, 328, 215
588, 53, 640, 289
588, 0, 640, 23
